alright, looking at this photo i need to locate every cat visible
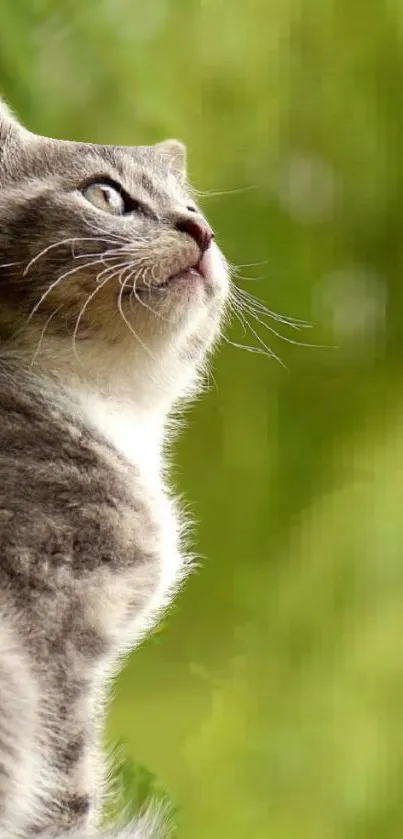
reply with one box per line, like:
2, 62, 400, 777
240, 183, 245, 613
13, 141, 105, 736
0, 99, 229, 837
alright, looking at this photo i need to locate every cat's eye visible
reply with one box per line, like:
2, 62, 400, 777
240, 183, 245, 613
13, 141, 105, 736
82, 182, 126, 215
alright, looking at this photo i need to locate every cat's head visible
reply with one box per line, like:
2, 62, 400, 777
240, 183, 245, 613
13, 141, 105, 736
0, 100, 229, 409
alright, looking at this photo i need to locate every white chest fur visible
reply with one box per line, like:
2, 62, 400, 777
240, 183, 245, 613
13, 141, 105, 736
74, 391, 186, 638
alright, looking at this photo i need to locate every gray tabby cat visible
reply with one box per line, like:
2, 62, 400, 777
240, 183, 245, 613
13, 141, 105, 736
0, 100, 229, 837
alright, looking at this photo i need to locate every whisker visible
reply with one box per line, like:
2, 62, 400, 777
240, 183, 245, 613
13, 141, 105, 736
229, 301, 287, 368
233, 286, 297, 322
229, 299, 251, 339
117, 275, 156, 361
23, 237, 125, 276
71, 270, 119, 363
232, 274, 266, 283
26, 257, 113, 322
73, 211, 132, 245
229, 260, 269, 272
232, 295, 321, 349
145, 264, 157, 289
30, 304, 65, 367
73, 211, 155, 250
131, 270, 167, 322
222, 334, 283, 359
127, 265, 148, 316
117, 263, 136, 288
233, 286, 312, 329
192, 185, 258, 198
231, 290, 298, 331
70, 245, 127, 260
0, 260, 22, 269
97, 260, 134, 285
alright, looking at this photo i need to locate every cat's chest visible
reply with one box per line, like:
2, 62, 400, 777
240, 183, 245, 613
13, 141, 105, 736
71, 391, 184, 642
75, 391, 162, 478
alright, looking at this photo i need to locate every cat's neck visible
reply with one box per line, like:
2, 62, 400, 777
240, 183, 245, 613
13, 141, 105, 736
17, 329, 199, 414
3, 336, 193, 479
74, 387, 166, 480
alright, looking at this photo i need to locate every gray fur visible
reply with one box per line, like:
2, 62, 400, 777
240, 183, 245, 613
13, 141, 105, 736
0, 100, 229, 837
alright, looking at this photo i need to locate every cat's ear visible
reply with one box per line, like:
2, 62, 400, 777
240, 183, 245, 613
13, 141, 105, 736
155, 139, 187, 181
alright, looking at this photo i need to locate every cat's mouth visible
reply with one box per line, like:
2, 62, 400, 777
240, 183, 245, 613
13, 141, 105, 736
135, 257, 210, 294
157, 264, 204, 290
122, 246, 222, 302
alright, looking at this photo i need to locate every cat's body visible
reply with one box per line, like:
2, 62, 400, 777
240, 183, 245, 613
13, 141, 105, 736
0, 101, 229, 836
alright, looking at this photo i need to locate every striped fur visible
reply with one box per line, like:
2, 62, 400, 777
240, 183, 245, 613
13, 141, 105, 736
0, 99, 229, 837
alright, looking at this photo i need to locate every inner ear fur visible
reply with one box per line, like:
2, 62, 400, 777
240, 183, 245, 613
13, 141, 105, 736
154, 139, 187, 181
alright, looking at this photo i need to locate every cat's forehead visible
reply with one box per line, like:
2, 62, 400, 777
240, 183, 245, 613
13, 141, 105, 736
8, 134, 187, 208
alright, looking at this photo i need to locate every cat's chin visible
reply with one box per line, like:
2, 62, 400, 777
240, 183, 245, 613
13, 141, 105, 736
136, 243, 228, 315
122, 245, 228, 396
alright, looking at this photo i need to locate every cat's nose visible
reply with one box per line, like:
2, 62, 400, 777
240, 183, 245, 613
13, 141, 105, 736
176, 214, 213, 254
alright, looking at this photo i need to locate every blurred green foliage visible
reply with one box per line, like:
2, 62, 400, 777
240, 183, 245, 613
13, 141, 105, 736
2, 1, 403, 836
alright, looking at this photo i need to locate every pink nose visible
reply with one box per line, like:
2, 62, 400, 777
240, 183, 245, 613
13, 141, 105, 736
176, 215, 213, 253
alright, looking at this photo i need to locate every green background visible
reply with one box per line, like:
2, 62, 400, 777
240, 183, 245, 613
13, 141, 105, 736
2, 1, 403, 836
